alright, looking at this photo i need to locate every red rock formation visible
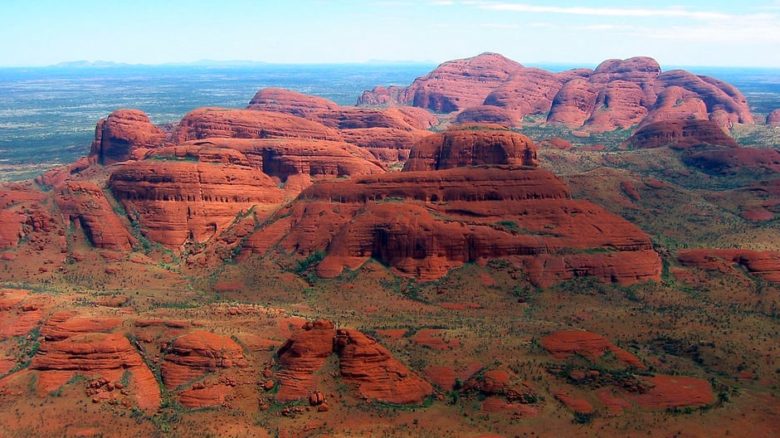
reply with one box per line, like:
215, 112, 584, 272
247, 88, 340, 117
178, 383, 232, 408
274, 321, 432, 404
334, 328, 433, 404
629, 375, 714, 409
174, 108, 342, 143
360, 53, 524, 112
359, 53, 753, 132
0, 289, 44, 340
677, 249, 780, 283
767, 109, 780, 126
30, 332, 161, 412
553, 389, 595, 414
455, 106, 514, 126
541, 330, 643, 368
299, 167, 569, 204
41, 312, 121, 341
402, 126, 538, 171
641, 86, 708, 126
35, 157, 92, 188
625, 119, 738, 149
89, 109, 166, 165
161, 330, 248, 388
54, 181, 135, 251
424, 365, 457, 390
166, 138, 385, 182
683, 147, 780, 175
546, 78, 599, 128
339, 128, 430, 161
483, 67, 565, 122
247, 88, 436, 160
538, 137, 572, 150
0, 186, 49, 249
109, 159, 284, 248
275, 320, 336, 402
250, 165, 660, 285
655, 70, 753, 128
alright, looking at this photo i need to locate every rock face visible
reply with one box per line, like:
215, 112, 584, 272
274, 320, 432, 404
161, 330, 248, 388
0, 289, 44, 340
403, 126, 538, 171
0, 186, 55, 250
248, 128, 660, 285
247, 88, 340, 117
275, 320, 336, 402
103, 134, 386, 249
359, 53, 753, 131
483, 67, 566, 122
109, 159, 284, 248
767, 109, 780, 126
454, 106, 514, 126
174, 108, 342, 143
629, 375, 714, 409
625, 119, 738, 149
54, 181, 135, 251
166, 138, 385, 182
247, 88, 436, 160
41, 312, 121, 341
89, 110, 166, 165
677, 249, 780, 283
359, 53, 523, 113
335, 329, 433, 404
30, 330, 161, 412
541, 330, 643, 368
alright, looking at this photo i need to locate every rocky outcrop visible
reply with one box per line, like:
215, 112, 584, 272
54, 181, 135, 251
625, 119, 738, 149
359, 53, 753, 132
161, 330, 248, 388
30, 332, 161, 412
89, 109, 166, 165
682, 147, 780, 175
767, 109, 780, 126
41, 312, 121, 341
0, 289, 44, 340
248, 165, 661, 285
247, 88, 436, 160
483, 67, 565, 122
641, 86, 708, 125
654, 70, 753, 128
335, 329, 433, 404
174, 108, 342, 143
165, 138, 385, 182
275, 320, 336, 402
541, 330, 643, 368
0, 186, 52, 250
455, 106, 514, 126
247, 88, 340, 117
273, 321, 431, 404
629, 375, 714, 409
360, 53, 523, 113
403, 126, 538, 171
677, 249, 780, 283
109, 159, 284, 248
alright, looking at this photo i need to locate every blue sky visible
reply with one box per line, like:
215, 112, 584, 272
1, 0, 779, 67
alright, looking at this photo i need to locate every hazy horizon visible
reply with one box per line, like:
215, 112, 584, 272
4, 56, 780, 72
